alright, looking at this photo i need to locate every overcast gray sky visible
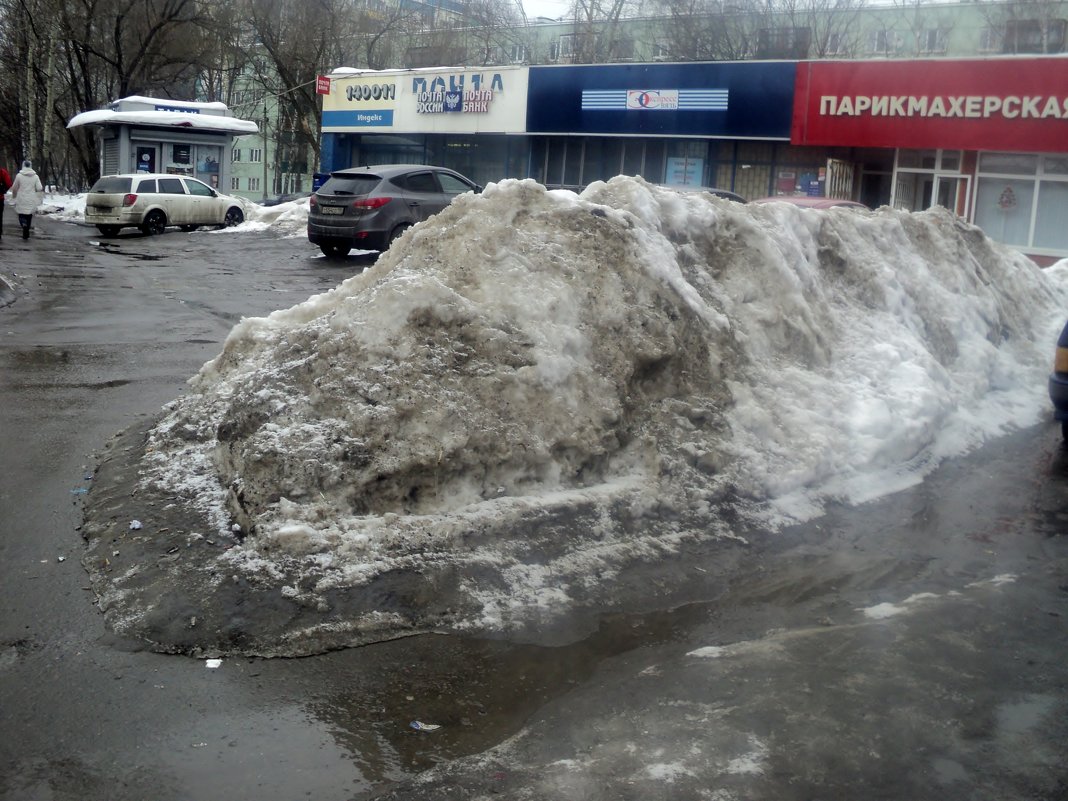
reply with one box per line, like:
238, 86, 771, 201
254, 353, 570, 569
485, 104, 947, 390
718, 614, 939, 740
523, 0, 571, 19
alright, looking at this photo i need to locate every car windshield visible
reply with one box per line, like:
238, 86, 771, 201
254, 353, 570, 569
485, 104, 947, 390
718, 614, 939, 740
319, 175, 381, 197
90, 177, 133, 193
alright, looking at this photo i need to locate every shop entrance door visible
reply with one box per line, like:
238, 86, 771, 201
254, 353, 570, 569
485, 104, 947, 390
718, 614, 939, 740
933, 174, 971, 218
826, 158, 856, 199
893, 171, 969, 216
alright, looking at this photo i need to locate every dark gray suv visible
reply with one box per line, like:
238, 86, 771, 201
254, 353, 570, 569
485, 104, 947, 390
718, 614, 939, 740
307, 164, 481, 257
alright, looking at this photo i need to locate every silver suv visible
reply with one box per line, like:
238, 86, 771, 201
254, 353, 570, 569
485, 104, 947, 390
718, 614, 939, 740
308, 164, 481, 258
85, 173, 246, 237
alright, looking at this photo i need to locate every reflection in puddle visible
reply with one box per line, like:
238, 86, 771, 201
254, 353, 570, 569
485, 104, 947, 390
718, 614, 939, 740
300, 600, 720, 780
995, 694, 1055, 736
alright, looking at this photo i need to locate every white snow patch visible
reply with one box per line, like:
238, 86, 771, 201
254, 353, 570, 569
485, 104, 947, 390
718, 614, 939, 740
687, 646, 728, 659
724, 737, 769, 775
645, 761, 695, 782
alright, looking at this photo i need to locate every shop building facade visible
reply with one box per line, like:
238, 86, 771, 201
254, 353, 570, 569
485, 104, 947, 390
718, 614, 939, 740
67, 96, 258, 190
319, 56, 1068, 262
793, 57, 1068, 263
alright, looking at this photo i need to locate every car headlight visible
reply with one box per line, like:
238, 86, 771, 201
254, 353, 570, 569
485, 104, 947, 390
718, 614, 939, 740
1056, 344, 1068, 374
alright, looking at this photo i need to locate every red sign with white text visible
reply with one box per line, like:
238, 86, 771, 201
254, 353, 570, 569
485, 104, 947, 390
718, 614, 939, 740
316, 75, 331, 95
792, 58, 1068, 153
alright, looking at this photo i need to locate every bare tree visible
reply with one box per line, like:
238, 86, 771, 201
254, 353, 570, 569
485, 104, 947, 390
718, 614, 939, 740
197, 0, 257, 104
354, 4, 430, 70
875, 0, 956, 58
641, 0, 771, 62
782, 0, 866, 59
563, 0, 643, 63
459, 0, 529, 65
977, 0, 1068, 54
643, 0, 867, 62
246, 0, 358, 191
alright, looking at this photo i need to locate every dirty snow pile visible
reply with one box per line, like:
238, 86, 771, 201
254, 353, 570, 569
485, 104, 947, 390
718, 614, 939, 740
122, 177, 1066, 650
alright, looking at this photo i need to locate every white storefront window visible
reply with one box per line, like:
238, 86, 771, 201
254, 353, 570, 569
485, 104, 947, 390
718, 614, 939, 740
974, 152, 1068, 254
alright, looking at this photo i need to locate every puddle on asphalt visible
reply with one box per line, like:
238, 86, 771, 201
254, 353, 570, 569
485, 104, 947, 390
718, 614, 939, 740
995, 694, 1056, 736
294, 603, 711, 778
931, 757, 969, 784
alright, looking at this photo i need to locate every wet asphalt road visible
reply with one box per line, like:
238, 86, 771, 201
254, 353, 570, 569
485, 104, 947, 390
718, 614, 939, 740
2, 213, 1067, 800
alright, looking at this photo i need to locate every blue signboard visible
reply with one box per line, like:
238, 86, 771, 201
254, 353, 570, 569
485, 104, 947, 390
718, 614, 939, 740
322, 109, 395, 128
527, 62, 795, 138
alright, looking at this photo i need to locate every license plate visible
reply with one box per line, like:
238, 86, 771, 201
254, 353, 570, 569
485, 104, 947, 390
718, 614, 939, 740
89, 205, 110, 214
320, 205, 344, 215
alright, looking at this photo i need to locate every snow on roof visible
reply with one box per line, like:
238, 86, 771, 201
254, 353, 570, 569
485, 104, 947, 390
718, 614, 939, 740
329, 65, 526, 77
117, 95, 230, 113
67, 108, 258, 134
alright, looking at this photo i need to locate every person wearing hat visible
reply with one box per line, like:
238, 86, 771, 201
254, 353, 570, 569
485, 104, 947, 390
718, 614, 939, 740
9, 159, 44, 240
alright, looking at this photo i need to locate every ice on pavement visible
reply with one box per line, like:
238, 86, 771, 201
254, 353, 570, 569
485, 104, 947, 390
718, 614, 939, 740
94, 176, 1068, 649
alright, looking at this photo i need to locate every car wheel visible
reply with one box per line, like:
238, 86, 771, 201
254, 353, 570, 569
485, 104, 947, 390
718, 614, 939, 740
140, 210, 167, 236
387, 224, 411, 248
97, 225, 120, 237
223, 207, 244, 227
179, 224, 199, 232
319, 244, 351, 258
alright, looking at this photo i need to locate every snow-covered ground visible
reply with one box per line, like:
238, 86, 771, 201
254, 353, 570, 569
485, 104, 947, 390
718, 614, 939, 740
73, 177, 1068, 655
43, 191, 311, 238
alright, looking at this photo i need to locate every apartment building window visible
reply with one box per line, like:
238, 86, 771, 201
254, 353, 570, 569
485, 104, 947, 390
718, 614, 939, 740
756, 27, 811, 59
250, 148, 262, 163
232, 148, 242, 163
825, 32, 848, 55
869, 29, 902, 55
406, 45, 465, 68
979, 26, 1002, 52
919, 28, 947, 53
611, 37, 635, 61
653, 41, 671, 60
509, 44, 528, 63
248, 177, 260, 192
1003, 18, 1067, 53
550, 34, 575, 61
230, 176, 240, 191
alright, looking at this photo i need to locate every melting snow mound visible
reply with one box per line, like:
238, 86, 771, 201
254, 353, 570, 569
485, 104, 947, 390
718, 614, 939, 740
81, 176, 1067, 657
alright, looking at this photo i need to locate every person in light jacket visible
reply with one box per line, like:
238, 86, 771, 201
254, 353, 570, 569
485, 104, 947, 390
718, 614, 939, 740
10, 159, 44, 239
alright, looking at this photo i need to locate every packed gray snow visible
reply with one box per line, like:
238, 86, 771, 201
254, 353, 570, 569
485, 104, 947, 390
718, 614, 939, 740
79, 177, 1068, 656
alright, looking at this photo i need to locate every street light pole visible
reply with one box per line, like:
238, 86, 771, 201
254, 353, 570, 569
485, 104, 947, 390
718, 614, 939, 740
262, 100, 269, 201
